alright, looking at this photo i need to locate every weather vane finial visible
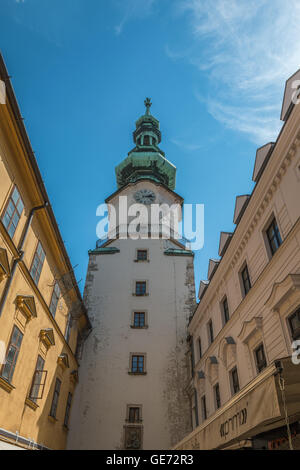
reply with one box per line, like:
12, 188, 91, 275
144, 97, 152, 115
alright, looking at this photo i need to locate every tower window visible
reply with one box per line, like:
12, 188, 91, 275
143, 135, 150, 145
135, 281, 147, 296
133, 312, 146, 328
128, 407, 141, 423
136, 250, 148, 261
130, 355, 145, 374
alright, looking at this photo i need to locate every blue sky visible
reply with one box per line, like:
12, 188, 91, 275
1, 0, 300, 295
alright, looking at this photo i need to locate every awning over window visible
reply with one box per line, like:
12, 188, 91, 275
174, 357, 300, 450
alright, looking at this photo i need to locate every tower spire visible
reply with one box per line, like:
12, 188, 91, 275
144, 97, 152, 116
114, 99, 177, 190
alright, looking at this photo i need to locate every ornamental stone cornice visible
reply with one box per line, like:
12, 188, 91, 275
231, 130, 300, 269
265, 273, 300, 312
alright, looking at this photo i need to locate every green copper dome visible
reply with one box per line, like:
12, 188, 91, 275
115, 98, 176, 190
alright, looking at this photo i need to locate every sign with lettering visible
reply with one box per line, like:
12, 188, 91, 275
175, 374, 281, 450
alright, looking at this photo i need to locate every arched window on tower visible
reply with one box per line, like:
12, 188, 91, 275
143, 135, 150, 145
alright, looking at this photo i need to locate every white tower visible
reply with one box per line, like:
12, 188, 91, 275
68, 99, 196, 450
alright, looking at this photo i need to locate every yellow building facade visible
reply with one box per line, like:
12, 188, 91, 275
0, 54, 90, 450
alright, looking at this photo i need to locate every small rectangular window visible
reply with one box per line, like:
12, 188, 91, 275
49, 282, 61, 318
133, 312, 146, 328
288, 308, 300, 340
1, 186, 24, 238
230, 367, 240, 395
136, 250, 148, 261
222, 297, 229, 324
266, 218, 282, 256
254, 343, 267, 373
1, 326, 23, 383
50, 378, 61, 418
131, 355, 145, 373
30, 242, 45, 285
208, 320, 214, 345
135, 281, 147, 296
128, 407, 141, 423
201, 395, 207, 421
241, 264, 251, 296
64, 392, 73, 427
214, 383, 221, 409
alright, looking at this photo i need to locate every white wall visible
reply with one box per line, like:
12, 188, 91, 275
68, 229, 195, 449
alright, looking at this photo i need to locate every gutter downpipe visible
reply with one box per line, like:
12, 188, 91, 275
0, 203, 48, 317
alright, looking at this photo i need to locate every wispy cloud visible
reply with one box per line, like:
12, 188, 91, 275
170, 0, 300, 144
114, 0, 157, 35
170, 138, 204, 152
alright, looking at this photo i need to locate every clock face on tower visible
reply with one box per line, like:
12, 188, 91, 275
134, 189, 156, 205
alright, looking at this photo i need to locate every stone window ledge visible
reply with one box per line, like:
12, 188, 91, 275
125, 419, 143, 424
0, 376, 15, 393
132, 293, 149, 297
128, 372, 147, 376
48, 415, 58, 424
130, 325, 149, 329
25, 397, 39, 411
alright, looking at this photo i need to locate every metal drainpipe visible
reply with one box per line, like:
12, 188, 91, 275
0, 203, 48, 317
